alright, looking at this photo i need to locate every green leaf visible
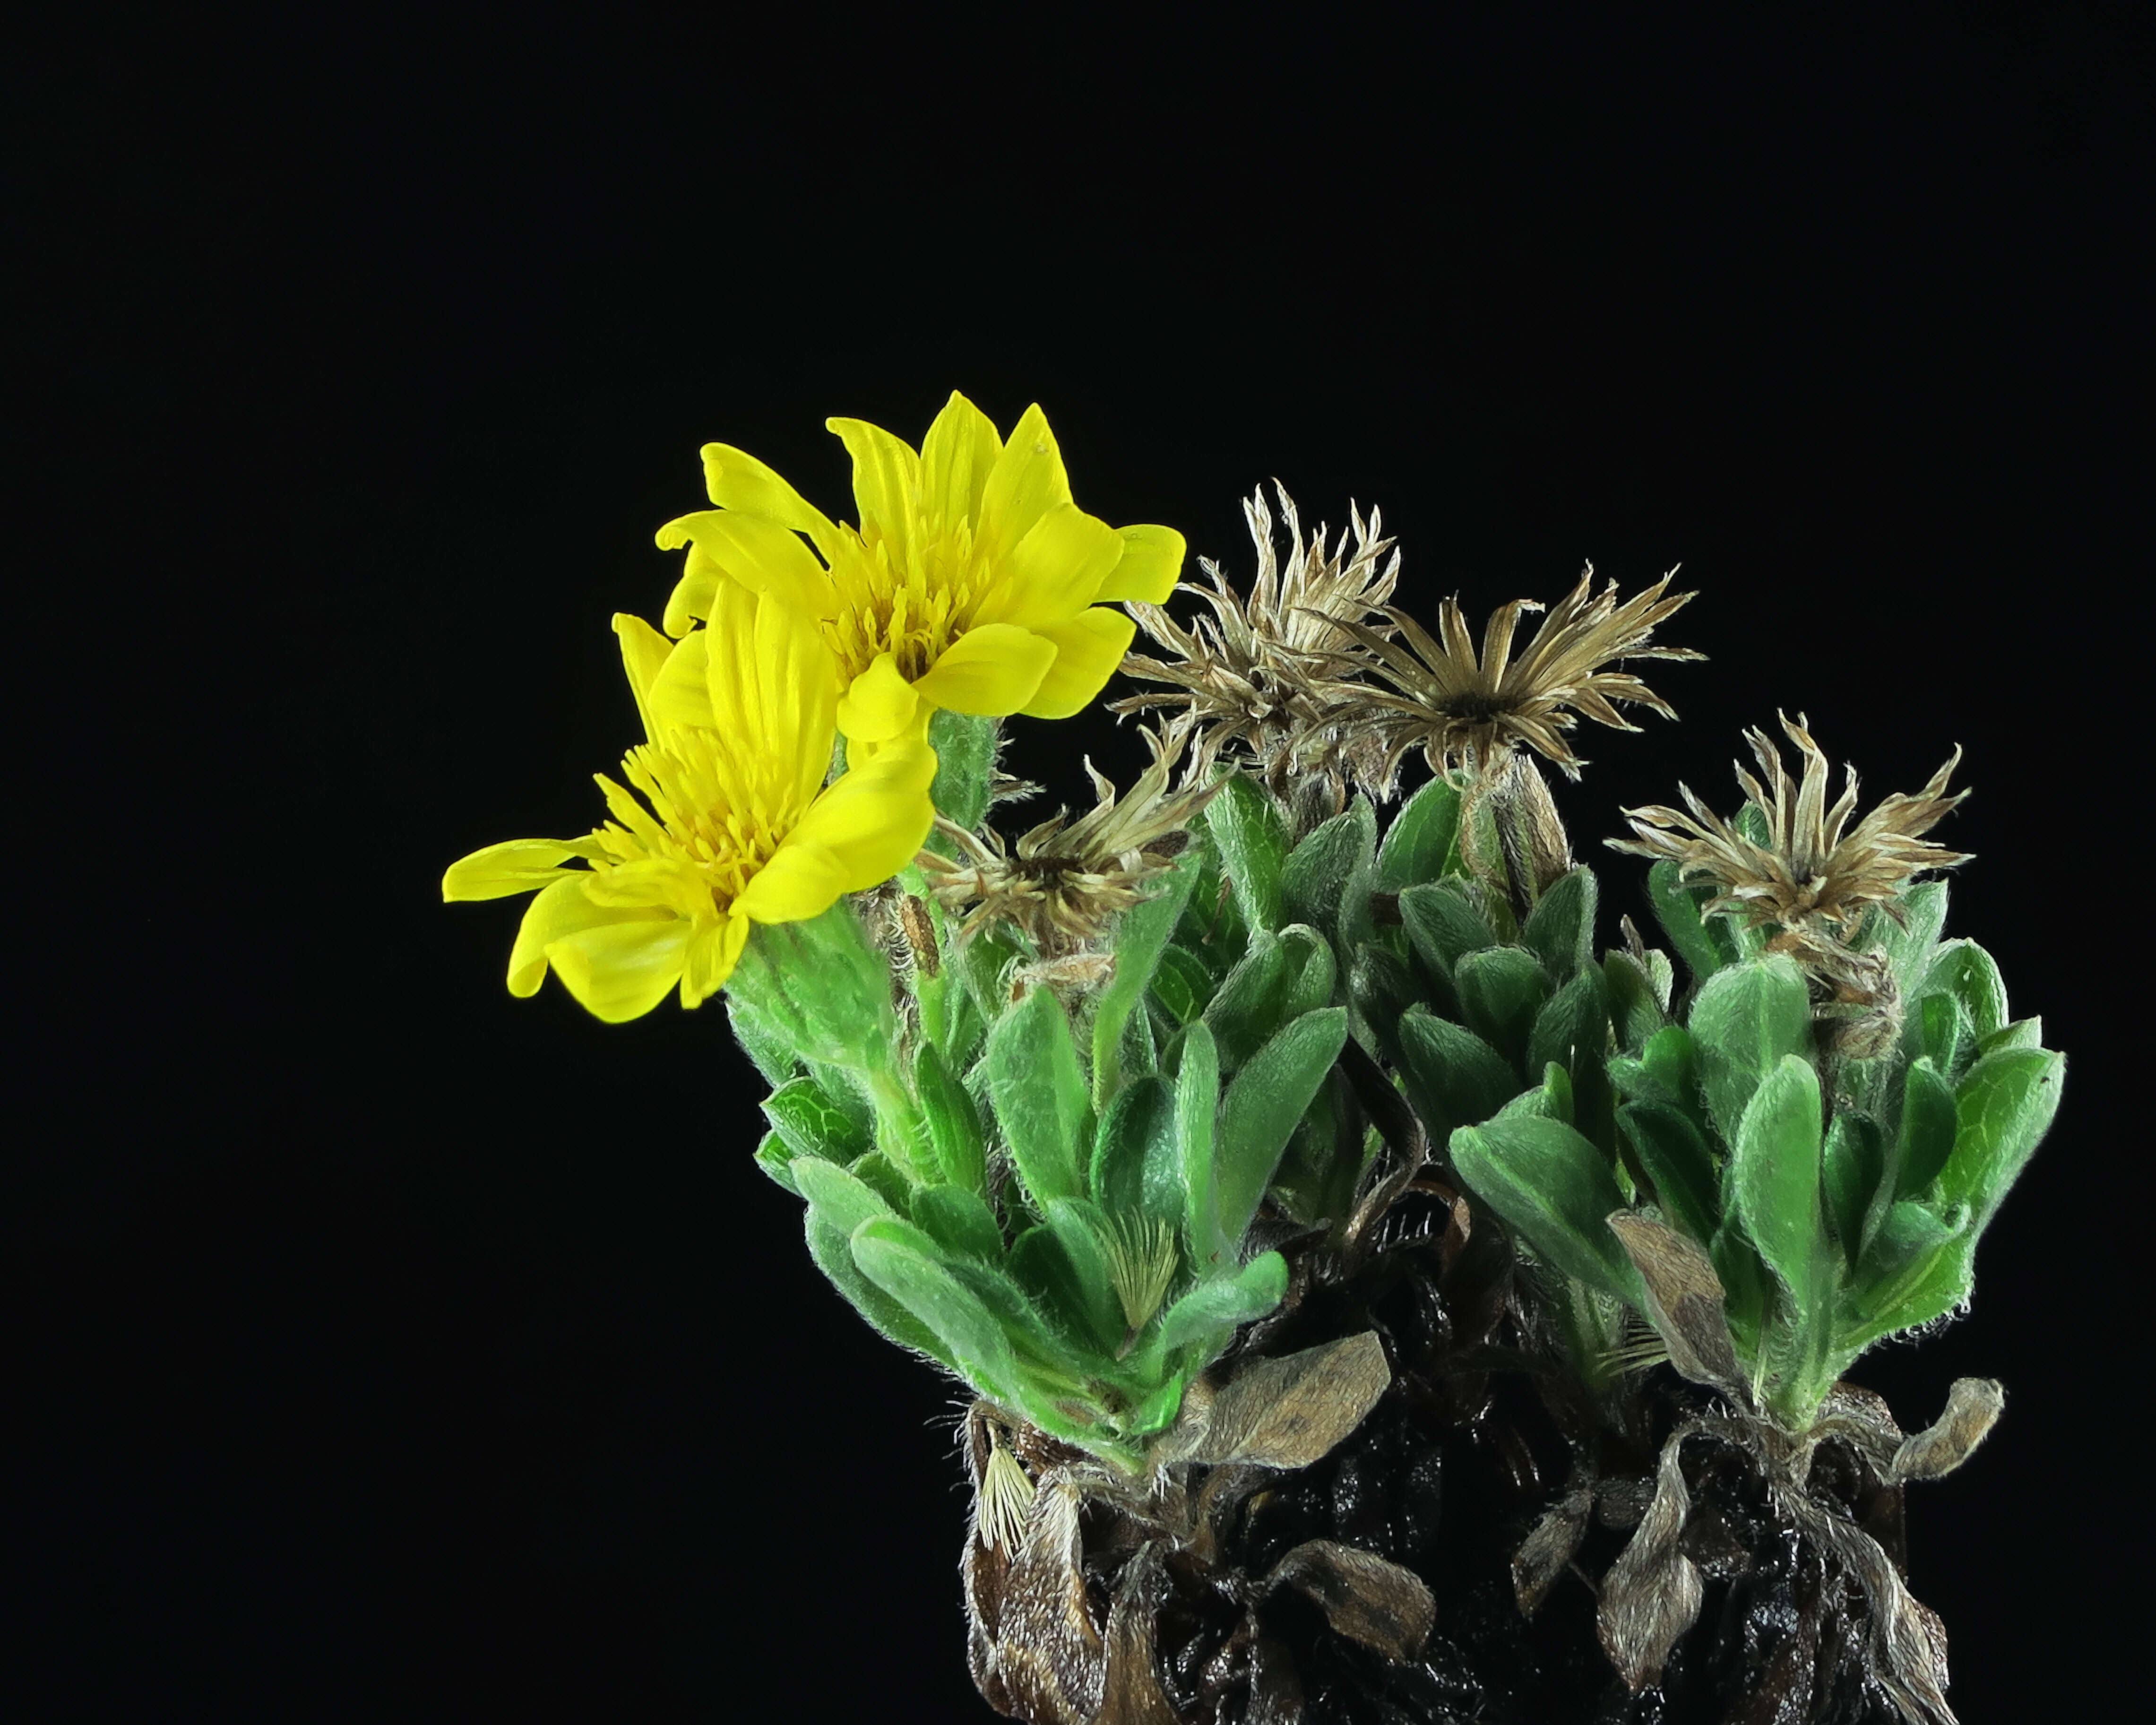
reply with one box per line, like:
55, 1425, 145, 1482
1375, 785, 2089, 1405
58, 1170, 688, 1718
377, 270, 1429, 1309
1522, 866, 1598, 980
1376, 774, 1463, 891
1822, 1111, 1885, 1263
1498, 1062, 1573, 1123
1157, 1250, 1288, 1356
1283, 798, 1378, 955
854, 1216, 1025, 1400
1008, 1220, 1118, 1355
1456, 945, 1554, 1071
1729, 1054, 1836, 1416
1396, 1007, 1519, 1143
1090, 1075, 1183, 1229
1280, 924, 1340, 1021
1175, 1021, 1226, 1273
1603, 950, 1668, 1053
1975, 1015, 2044, 1058
1151, 946, 1213, 1025
1449, 1116, 1639, 1303
1939, 1046, 2065, 1230
804, 1211, 953, 1367
924, 709, 1000, 838
1688, 955, 1814, 1145
847, 1150, 913, 1216
1616, 1102, 1720, 1247
1529, 966, 1613, 1148
1841, 1225, 1974, 1352
1092, 848, 1206, 1100
753, 1130, 803, 1196
1046, 1197, 1130, 1352
1349, 942, 1428, 1054
792, 1153, 904, 1241
1922, 939, 2008, 1041
1910, 990, 1973, 1078
911, 1041, 985, 1193
1398, 880, 1498, 976
1127, 1374, 1191, 1438
1202, 928, 1294, 1070
986, 985, 1092, 1207
1891, 1057, 1959, 1200
1709, 1221, 1772, 1354
1646, 858, 1741, 985
911, 1183, 1006, 1261
1876, 880, 1949, 992
1204, 772, 1290, 933
1216, 1008, 1350, 1250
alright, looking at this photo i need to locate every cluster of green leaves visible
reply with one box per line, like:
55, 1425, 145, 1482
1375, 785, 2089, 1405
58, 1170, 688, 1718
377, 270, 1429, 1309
739, 718, 1354, 1472
1454, 850, 2062, 1428
736, 710, 2062, 1455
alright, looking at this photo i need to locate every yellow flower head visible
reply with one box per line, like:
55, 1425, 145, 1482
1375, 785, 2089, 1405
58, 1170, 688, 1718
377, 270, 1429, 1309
654, 392, 1185, 744
443, 583, 936, 1022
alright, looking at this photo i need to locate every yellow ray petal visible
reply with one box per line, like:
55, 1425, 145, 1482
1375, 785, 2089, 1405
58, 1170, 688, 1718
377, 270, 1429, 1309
656, 509, 838, 635
919, 391, 1002, 536
973, 500, 1125, 630
977, 403, 1073, 559
1019, 606, 1138, 720
613, 613, 675, 741
828, 415, 924, 571
912, 623, 1058, 716
736, 742, 937, 922
681, 913, 751, 1009
1091, 523, 1186, 605
506, 875, 671, 997
696, 443, 843, 555
836, 649, 922, 742
443, 838, 601, 902
650, 627, 717, 733
544, 917, 695, 1022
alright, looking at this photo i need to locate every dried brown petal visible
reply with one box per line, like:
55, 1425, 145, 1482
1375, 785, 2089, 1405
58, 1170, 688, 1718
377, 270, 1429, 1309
1596, 1430, 1706, 1689
1606, 1213, 1747, 1397
1512, 1485, 1595, 1617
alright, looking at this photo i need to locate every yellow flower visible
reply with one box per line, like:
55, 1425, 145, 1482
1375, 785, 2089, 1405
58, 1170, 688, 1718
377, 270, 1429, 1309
653, 391, 1185, 744
443, 583, 936, 1022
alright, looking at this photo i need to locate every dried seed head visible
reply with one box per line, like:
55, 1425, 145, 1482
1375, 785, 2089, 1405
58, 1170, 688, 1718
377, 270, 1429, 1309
1100, 1214, 1179, 1336
919, 722, 1219, 957
1610, 711, 1972, 941
1114, 482, 1406, 803
1323, 563, 1703, 786
978, 1430, 1040, 1554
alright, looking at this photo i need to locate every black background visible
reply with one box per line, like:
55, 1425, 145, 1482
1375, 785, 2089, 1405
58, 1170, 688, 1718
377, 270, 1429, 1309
17, 5, 2148, 1718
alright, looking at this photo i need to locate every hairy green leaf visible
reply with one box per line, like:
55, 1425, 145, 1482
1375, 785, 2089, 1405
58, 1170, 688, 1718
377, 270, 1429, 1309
1523, 866, 1598, 980
1449, 1116, 1640, 1303
1456, 946, 1554, 1071
1157, 1250, 1288, 1356
1205, 772, 1290, 933
1093, 848, 1206, 1098
1688, 955, 1813, 1145
1940, 1045, 2065, 1230
1398, 879, 1498, 976
986, 985, 1092, 1206
914, 1040, 987, 1194
1091, 1074, 1183, 1229
1376, 775, 1464, 891
1283, 798, 1378, 955
1176, 1021, 1226, 1273
1616, 1102, 1719, 1246
1216, 1008, 1350, 1250
1397, 1007, 1518, 1143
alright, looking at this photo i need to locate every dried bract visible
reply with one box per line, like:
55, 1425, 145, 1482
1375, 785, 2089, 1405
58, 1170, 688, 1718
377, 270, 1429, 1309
1325, 563, 1702, 785
1610, 710, 1971, 938
1114, 483, 1405, 802
919, 723, 1219, 957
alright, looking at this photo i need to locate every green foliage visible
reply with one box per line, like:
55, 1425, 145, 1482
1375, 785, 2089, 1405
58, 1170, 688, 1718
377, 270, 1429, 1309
1398, 880, 1499, 976
914, 1041, 987, 1194
1729, 1055, 1837, 1421
1204, 772, 1291, 933
924, 709, 1000, 840
1282, 798, 1378, 955
1092, 848, 1206, 1099
1523, 866, 1598, 979
1940, 1045, 2065, 1230
1449, 1115, 1640, 1304
1396, 1007, 1518, 1143
1456, 945, 1555, 1071
1375, 774, 1464, 892
986, 986, 1092, 1206
1644, 858, 1743, 986
1216, 1008, 1351, 1249
1688, 955, 1813, 1144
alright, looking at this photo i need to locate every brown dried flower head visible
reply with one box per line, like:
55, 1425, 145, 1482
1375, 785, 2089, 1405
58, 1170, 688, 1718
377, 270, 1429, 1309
1113, 483, 1404, 802
1608, 710, 1972, 940
1328, 565, 1703, 785
918, 722, 1220, 957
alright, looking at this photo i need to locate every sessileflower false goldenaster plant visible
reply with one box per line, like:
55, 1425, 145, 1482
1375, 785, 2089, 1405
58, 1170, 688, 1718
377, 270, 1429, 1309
448, 430, 2061, 1725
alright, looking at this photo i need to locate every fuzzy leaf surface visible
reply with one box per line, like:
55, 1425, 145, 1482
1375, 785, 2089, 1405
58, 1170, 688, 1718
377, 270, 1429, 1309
1282, 798, 1378, 955
1688, 955, 1813, 1145
1375, 775, 1462, 891
1202, 928, 1293, 1070
1216, 1008, 1350, 1250
1397, 1007, 1518, 1144
1616, 1102, 1720, 1247
986, 985, 1092, 1206
1204, 772, 1289, 933
1090, 1074, 1183, 1230
1730, 1054, 1836, 1418
1450, 1116, 1640, 1304
1397, 880, 1498, 976
1175, 1021, 1226, 1272
1456, 945, 1554, 1071
1092, 847, 1205, 1097
914, 1040, 988, 1194
1156, 1249, 1287, 1356
1940, 1045, 2064, 1230
1523, 866, 1598, 980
